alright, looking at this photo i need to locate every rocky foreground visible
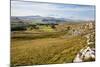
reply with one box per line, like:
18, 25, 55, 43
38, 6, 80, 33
73, 31, 95, 62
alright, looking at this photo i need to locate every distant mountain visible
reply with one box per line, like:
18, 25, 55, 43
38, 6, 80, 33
11, 15, 93, 24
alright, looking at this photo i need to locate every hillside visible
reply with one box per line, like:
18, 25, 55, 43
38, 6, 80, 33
11, 20, 95, 66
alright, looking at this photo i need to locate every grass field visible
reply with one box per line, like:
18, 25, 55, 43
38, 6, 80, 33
11, 31, 87, 66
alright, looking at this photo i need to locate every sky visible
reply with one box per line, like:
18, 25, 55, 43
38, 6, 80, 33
11, 1, 95, 20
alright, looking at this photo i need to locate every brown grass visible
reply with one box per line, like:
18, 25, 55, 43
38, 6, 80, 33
11, 32, 87, 66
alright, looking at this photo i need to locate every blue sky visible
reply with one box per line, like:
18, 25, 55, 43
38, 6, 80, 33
11, 1, 95, 20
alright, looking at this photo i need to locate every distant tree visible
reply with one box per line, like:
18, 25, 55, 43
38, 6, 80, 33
51, 24, 56, 29
67, 26, 71, 30
11, 27, 26, 31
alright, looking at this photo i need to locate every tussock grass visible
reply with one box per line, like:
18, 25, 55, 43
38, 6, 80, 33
11, 31, 67, 40
11, 32, 87, 66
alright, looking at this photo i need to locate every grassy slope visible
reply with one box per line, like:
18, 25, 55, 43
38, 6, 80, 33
11, 32, 87, 66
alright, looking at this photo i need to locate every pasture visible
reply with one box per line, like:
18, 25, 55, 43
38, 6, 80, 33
11, 30, 87, 66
